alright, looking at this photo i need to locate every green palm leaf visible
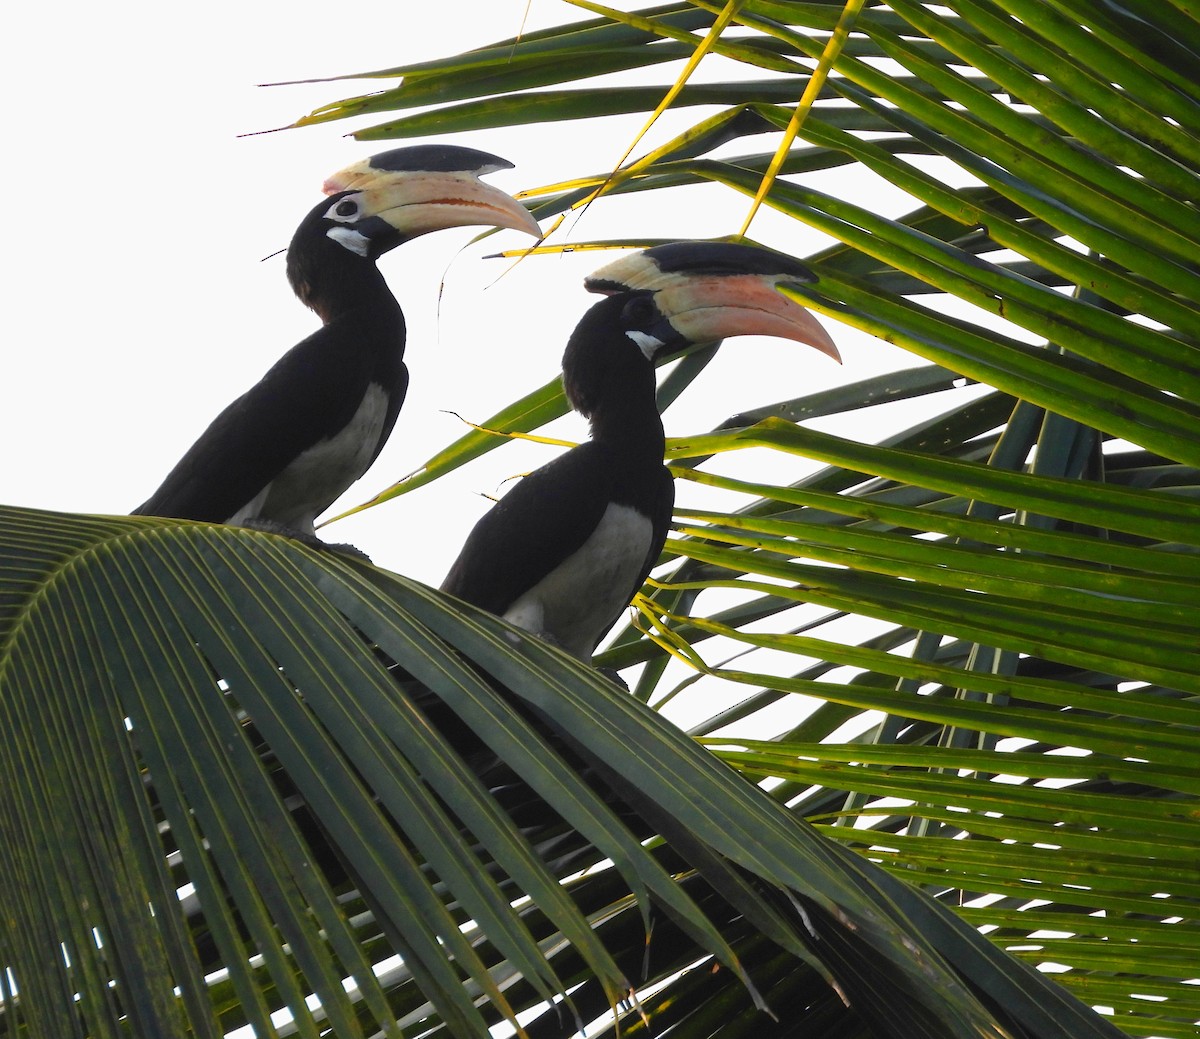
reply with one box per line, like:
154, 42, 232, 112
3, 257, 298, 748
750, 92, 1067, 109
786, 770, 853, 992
0, 507, 1134, 1037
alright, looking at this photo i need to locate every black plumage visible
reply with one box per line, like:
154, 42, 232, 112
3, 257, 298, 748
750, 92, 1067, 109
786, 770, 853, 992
134, 145, 540, 541
442, 242, 840, 662
444, 292, 678, 658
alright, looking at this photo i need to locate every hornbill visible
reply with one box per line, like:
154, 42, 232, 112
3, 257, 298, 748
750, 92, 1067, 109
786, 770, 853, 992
441, 241, 840, 662
133, 145, 541, 543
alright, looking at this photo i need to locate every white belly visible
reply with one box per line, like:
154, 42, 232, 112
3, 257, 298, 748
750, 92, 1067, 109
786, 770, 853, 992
228, 383, 389, 535
503, 503, 653, 660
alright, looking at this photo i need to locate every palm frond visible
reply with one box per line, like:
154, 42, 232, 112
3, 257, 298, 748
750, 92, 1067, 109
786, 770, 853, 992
0, 506, 1134, 1037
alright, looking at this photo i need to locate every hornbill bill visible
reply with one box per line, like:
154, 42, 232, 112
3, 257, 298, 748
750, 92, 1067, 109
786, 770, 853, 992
441, 241, 840, 662
133, 145, 541, 543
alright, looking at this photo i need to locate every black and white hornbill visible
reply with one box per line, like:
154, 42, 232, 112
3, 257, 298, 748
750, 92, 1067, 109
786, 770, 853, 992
441, 241, 840, 662
133, 145, 541, 541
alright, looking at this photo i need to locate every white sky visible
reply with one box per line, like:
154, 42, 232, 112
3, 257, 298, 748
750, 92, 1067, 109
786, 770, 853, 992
4, 2, 932, 681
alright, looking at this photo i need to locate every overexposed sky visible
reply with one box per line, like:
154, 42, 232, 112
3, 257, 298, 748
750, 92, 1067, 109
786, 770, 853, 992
4, 2, 925, 630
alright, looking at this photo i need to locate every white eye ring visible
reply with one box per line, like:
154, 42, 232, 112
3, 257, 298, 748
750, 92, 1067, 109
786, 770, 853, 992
328, 196, 361, 223
625, 330, 663, 360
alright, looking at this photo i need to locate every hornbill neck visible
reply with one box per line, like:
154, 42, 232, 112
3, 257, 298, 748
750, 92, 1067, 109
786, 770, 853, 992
568, 358, 665, 458
287, 233, 398, 325
562, 295, 672, 458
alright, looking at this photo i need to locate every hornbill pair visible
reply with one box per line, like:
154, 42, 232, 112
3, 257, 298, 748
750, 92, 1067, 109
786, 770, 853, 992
135, 146, 839, 664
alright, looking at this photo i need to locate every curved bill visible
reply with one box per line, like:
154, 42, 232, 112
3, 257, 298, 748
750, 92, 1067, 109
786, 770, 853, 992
585, 241, 839, 361
655, 274, 841, 362
324, 147, 542, 241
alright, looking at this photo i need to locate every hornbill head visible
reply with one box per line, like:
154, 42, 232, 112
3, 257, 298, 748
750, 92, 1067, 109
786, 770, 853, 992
288, 144, 541, 314
584, 240, 840, 361
564, 241, 839, 419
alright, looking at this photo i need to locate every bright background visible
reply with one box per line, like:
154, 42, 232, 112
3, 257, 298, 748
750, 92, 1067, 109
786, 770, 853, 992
3, 2, 911, 596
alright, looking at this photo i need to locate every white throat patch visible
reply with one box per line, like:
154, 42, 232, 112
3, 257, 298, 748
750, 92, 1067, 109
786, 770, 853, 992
625, 330, 664, 360
327, 226, 371, 256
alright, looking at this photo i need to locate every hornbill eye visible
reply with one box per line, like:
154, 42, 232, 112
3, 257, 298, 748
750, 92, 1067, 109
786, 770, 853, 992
332, 198, 359, 220
621, 296, 657, 325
